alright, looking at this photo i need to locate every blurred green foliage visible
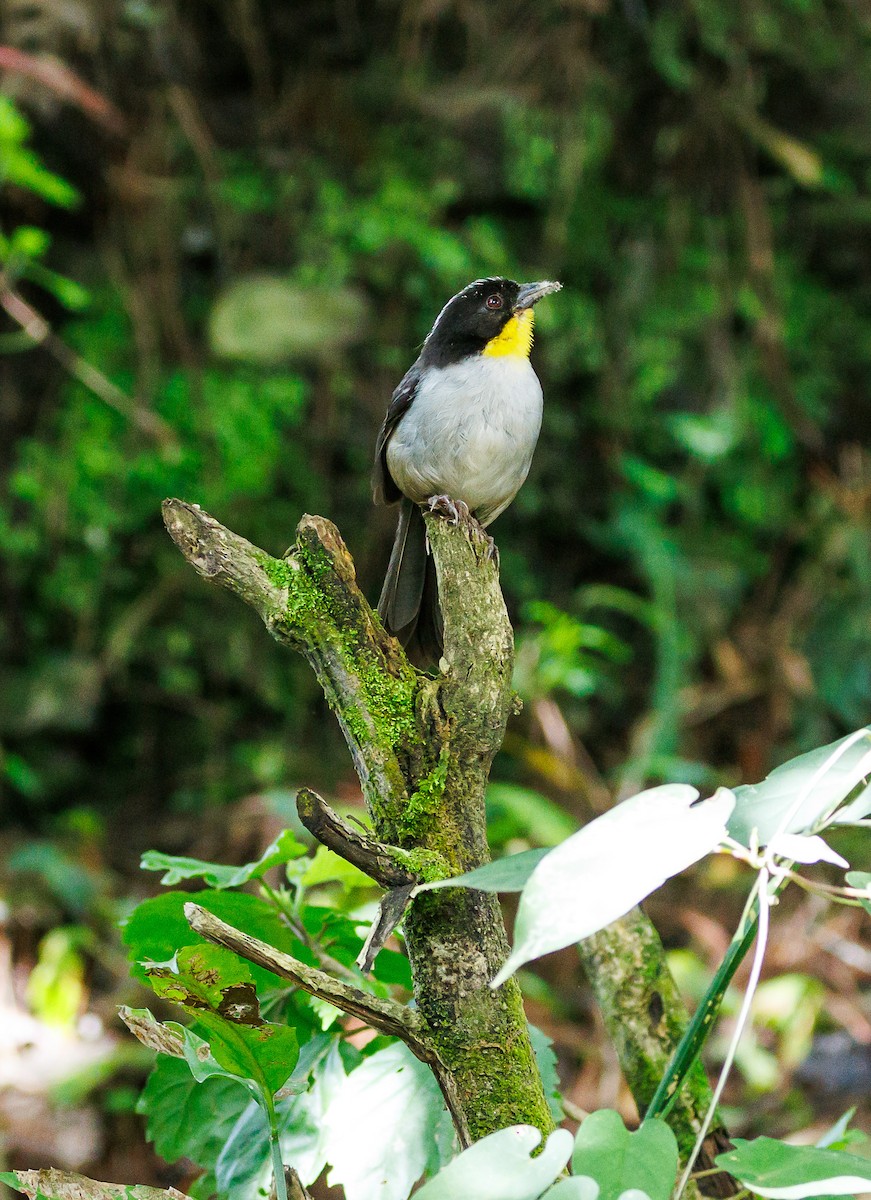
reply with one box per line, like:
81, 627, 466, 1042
2, 0, 871, 848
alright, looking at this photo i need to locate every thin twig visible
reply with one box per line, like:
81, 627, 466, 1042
0, 285, 174, 445
184, 902, 436, 1063
676, 871, 771, 1199
296, 788, 419, 887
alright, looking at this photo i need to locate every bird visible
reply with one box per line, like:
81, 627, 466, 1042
373, 276, 561, 665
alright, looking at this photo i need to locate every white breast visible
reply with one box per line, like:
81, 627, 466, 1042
386, 356, 543, 525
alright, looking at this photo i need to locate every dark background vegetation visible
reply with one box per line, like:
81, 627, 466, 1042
0, 0, 869, 1189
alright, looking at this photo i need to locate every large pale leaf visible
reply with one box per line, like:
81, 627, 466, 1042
729, 729, 871, 846
765, 834, 848, 868
542, 1181, 600, 1200
570, 1112, 677, 1200
322, 1041, 453, 1200
492, 786, 733, 986
413, 1125, 573, 1200
415, 848, 550, 895
715, 1136, 871, 1198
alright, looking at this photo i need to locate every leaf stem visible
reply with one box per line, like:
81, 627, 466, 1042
675, 867, 772, 1200
265, 1093, 289, 1200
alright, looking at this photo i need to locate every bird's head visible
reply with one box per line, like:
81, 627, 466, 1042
422, 277, 562, 366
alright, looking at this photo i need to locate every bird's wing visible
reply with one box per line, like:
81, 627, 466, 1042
372, 362, 421, 505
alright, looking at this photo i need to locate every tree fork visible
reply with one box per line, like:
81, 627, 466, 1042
162, 499, 552, 1146
162, 499, 729, 1184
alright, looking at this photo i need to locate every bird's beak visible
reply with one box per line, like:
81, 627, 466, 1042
514, 280, 562, 311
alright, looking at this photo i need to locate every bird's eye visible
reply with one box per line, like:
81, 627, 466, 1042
485, 294, 503, 310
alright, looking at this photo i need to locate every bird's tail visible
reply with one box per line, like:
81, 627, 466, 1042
377, 497, 443, 667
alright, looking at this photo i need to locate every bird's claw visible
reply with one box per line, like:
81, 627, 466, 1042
427, 495, 471, 526
426, 495, 499, 566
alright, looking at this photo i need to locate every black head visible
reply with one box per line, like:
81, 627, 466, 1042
420, 277, 561, 368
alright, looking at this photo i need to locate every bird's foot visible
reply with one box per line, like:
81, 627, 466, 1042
427, 494, 471, 525
426, 495, 498, 565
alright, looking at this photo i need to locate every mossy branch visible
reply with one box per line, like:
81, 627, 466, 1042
295, 787, 420, 887
162, 498, 730, 1174
580, 911, 737, 1197
163, 498, 554, 1147
162, 499, 417, 829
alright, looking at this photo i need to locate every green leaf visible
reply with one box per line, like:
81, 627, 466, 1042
729, 728, 871, 847
143, 946, 299, 1099
137, 1054, 249, 1195
145, 943, 261, 1021
492, 786, 734, 986
141, 829, 307, 889
529, 1024, 563, 1123
414, 1126, 573, 1200
715, 1136, 871, 1198
415, 848, 550, 894
646, 908, 759, 1119
322, 1041, 454, 1200
846, 872, 871, 916
216, 1037, 347, 1199
121, 889, 303, 992
195, 1011, 299, 1096
486, 783, 578, 847
300, 845, 374, 890
816, 1109, 863, 1151
8, 225, 50, 259
570, 1112, 678, 1200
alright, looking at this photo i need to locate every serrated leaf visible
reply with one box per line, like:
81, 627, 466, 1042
145, 944, 261, 1023
118, 1006, 184, 1057
0, 1170, 186, 1200
121, 890, 303, 992
322, 1041, 453, 1200
141, 829, 307, 889
570, 1112, 678, 1200
715, 1136, 871, 1198
729, 729, 871, 847
492, 786, 733, 986
137, 1054, 248, 1194
216, 1037, 347, 1199
529, 1024, 563, 1123
415, 848, 550, 895
414, 1125, 573, 1200
143, 946, 299, 1099
194, 1011, 299, 1096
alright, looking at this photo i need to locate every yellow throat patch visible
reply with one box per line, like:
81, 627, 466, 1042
482, 309, 534, 358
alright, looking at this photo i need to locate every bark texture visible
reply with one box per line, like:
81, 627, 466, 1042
580, 910, 737, 1195
162, 498, 730, 1187
162, 499, 552, 1147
